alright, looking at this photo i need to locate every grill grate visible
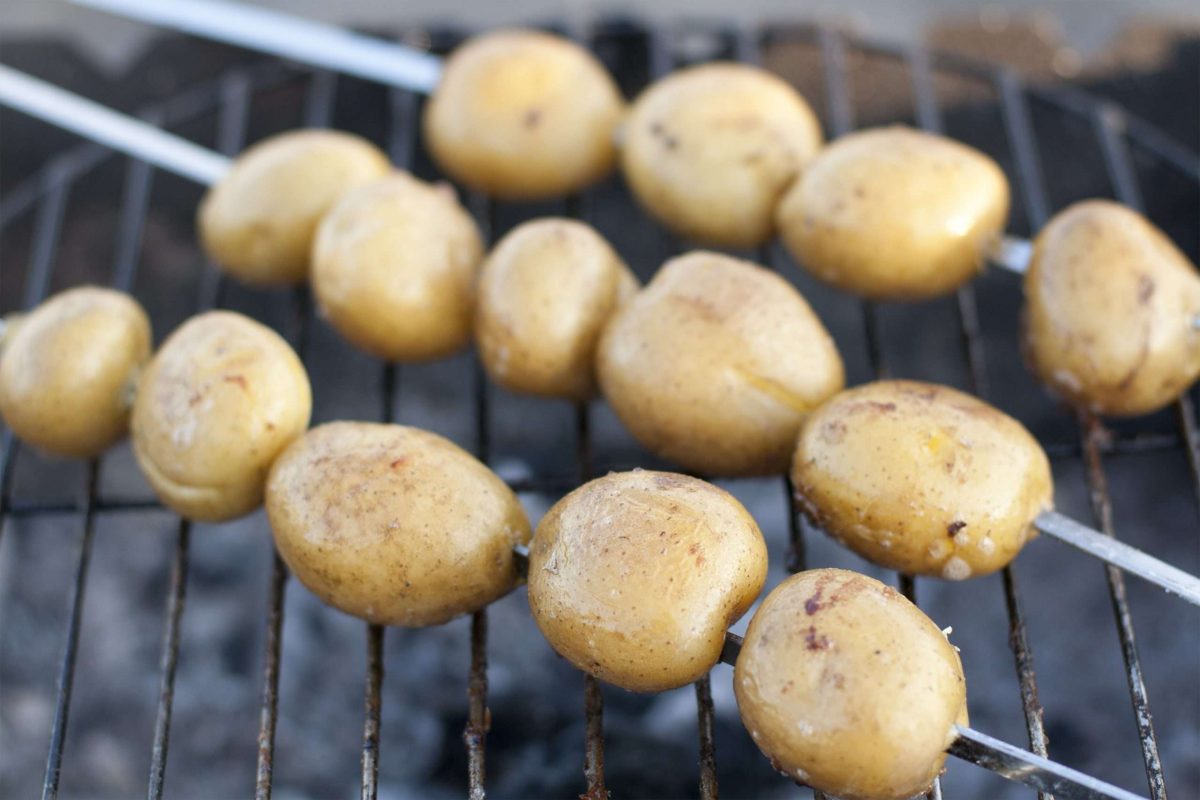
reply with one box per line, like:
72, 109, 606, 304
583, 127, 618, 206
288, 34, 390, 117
0, 18, 1197, 800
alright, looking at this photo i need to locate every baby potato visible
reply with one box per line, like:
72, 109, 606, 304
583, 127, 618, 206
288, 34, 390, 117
131, 311, 311, 522
528, 470, 766, 692
792, 380, 1053, 580
621, 62, 822, 247
312, 172, 483, 361
267, 422, 531, 626
597, 251, 844, 476
476, 218, 637, 399
776, 126, 1010, 300
0, 287, 150, 458
424, 29, 625, 200
1023, 199, 1200, 416
198, 130, 391, 285
735, 568, 967, 800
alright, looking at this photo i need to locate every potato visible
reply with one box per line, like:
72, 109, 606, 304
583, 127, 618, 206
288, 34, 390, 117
528, 470, 766, 692
1023, 200, 1200, 417
424, 29, 625, 200
312, 172, 484, 361
476, 218, 637, 399
0, 287, 150, 458
598, 251, 844, 476
735, 568, 967, 800
131, 311, 311, 522
267, 422, 530, 626
621, 62, 822, 247
792, 380, 1053, 580
198, 130, 391, 285
776, 126, 1010, 300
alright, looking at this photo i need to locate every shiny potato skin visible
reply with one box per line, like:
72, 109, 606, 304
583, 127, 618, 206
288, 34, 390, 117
312, 172, 484, 362
597, 251, 844, 476
131, 311, 311, 522
198, 130, 391, 285
776, 126, 1010, 301
528, 470, 767, 692
0, 287, 150, 458
424, 29, 625, 200
792, 381, 1053, 580
735, 569, 967, 800
1023, 200, 1200, 417
267, 422, 531, 627
475, 218, 637, 399
621, 62, 822, 248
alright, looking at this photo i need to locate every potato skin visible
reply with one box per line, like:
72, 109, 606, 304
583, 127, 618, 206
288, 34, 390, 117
198, 130, 391, 285
0, 287, 150, 458
476, 218, 637, 399
598, 251, 844, 476
312, 173, 484, 361
424, 29, 624, 200
131, 311, 311, 522
267, 422, 531, 626
776, 126, 1010, 300
1023, 200, 1200, 417
735, 569, 967, 800
621, 62, 822, 247
528, 470, 766, 692
792, 381, 1053, 580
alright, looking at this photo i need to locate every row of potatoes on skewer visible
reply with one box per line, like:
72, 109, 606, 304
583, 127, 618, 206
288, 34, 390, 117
1, 28, 1198, 800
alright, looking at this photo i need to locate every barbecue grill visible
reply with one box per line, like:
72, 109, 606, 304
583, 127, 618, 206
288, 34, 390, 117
0, 15, 1197, 800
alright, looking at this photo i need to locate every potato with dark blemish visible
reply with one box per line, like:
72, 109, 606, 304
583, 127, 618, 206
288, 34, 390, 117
424, 29, 625, 200
620, 62, 822, 247
775, 126, 1009, 300
791, 380, 1052, 580
131, 311, 311, 522
597, 251, 844, 476
267, 422, 530, 626
0, 286, 150, 458
736, 568, 967, 800
528, 470, 767, 692
475, 218, 637, 399
1023, 199, 1200, 417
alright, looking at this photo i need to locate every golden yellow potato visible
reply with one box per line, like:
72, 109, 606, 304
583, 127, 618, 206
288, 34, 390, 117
312, 172, 483, 361
267, 422, 531, 626
621, 62, 822, 247
776, 126, 1010, 300
424, 29, 625, 200
735, 568, 967, 800
598, 251, 844, 476
475, 218, 637, 399
198, 130, 391, 285
528, 470, 766, 692
131, 311, 311, 522
0, 287, 150, 458
792, 381, 1053, 579
1023, 200, 1200, 416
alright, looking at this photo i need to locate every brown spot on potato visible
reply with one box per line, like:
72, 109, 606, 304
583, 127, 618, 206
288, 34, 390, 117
223, 374, 247, 389
805, 626, 831, 651
1138, 275, 1155, 304
522, 108, 542, 128
804, 589, 823, 615
947, 520, 966, 537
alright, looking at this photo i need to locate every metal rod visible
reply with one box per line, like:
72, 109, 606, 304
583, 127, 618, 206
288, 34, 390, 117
464, 611, 489, 800
695, 674, 719, 800
254, 554, 288, 800
147, 521, 190, 800
361, 624, 384, 800
989, 234, 1035, 275
582, 674, 607, 800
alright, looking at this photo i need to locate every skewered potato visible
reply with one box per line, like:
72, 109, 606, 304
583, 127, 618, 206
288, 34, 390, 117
0, 287, 150, 458
1023, 199, 1200, 417
131, 311, 310, 522
775, 126, 1010, 300
792, 380, 1053, 580
598, 251, 844, 476
312, 172, 483, 361
198, 130, 391, 285
528, 470, 766, 692
621, 62, 822, 247
267, 422, 530, 626
735, 568, 967, 800
424, 29, 625, 200
476, 218, 637, 399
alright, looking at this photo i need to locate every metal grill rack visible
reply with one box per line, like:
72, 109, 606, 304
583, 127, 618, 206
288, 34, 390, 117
0, 18, 1197, 800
